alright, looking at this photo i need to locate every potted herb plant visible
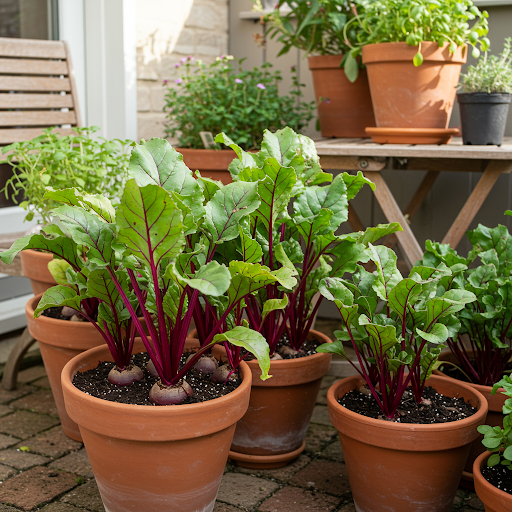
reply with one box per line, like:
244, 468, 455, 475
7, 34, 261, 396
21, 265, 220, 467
458, 37, 512, 146
474, 375, 512, 512
320, 244, 488, 511
422, 223, 512, 483
163, 55, 314, 183
209, 127, 401, 468
7, 138, 290, 512
345, 0, 490, 144
0, 127, 130, 294
263, 0, 376, 138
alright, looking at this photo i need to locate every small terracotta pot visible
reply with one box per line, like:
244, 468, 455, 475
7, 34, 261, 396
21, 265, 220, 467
474, 451, 512, 512
62, 340, 251, 512
26, 294, 105, 442
362, 42, 467, 141
176, 148, 234, 184
308, 55, 375, 138
20, 249, 55, 295
434, 350, 506, 486
229, 329, 332, 469
328, 374, 488, 512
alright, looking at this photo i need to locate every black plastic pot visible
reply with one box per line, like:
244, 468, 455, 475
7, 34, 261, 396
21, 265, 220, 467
457, 92, 511, 146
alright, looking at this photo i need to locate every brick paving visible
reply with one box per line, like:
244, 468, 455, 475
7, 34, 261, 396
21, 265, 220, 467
0, 357, 485, 511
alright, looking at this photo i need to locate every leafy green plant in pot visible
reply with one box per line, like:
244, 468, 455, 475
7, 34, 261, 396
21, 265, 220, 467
458, 37, 512, 146
210, 127, 401, 468
319, 244, 488, 512
422, 220, 512, 482
0, 126, 131, 294
2, 137, 292, 512
163, 55, 314, 183
345, 0, 490, 144
262, 0, 375, 137
474, 375, 512, 511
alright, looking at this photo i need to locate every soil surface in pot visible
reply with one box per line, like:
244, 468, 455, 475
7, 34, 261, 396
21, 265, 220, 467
438, 360, 512, 387
482, 464, 512, 494
245, 334, 321, 361
340, 386, 477, 423
41, 306, 87, 321
73, 352, 241, 406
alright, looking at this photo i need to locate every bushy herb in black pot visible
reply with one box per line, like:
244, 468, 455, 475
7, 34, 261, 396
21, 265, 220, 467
457, 38, 512, 146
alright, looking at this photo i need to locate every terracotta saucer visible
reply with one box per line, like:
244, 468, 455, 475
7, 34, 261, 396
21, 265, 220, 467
228, 440, 306, 469
365, 127, 460, 144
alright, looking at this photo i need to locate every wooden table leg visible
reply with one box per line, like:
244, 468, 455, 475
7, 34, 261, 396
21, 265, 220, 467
347, 203, 365, 232
364, 171, 424, 268
385, 171, 440, 249
1, 327, 37, 391
442, 161, 505, 249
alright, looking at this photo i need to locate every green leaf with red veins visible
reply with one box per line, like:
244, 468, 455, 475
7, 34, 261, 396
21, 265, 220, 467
0, 233, 82, 270
239, 226, 263, 264
319, 276, 353, 305
342, 171, 375, 201
212, 326, 271, 380
117, 179, 185, 270
260, 127, 302, 168
86, 268, 122, 307
34, 285, 83, 317
355, 223, 403, 246
388, 278, 423, 324
317, 340, 346, 357
367, 244, 402, 301
425, 290, 477, 327
128, 138, 205, 222
214, 132, 263, 178
48, 204, 116, 269
359, 319, 398, 355
328, 240, 368, 277
195, 172, 222, 202
204, 181, 260, 244
261, 296, 289, 322
47, 259, 72, 285
173, 260, 231, 296
416, 323, 449, 344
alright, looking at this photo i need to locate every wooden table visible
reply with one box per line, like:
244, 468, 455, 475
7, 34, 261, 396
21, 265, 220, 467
315, 137, 512, 268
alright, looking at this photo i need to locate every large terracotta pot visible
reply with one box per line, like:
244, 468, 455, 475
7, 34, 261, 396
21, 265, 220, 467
229, 328, 332, 469
362, 42, 467, 143
62, 340, 251, 512
434, 350, 506, 486
474, 451, 512, 512
327, 374, 488, 512
26, 294, 105, 442
20, 249, 55, 295
176, 148, 234, 184
308, 55, 375, 138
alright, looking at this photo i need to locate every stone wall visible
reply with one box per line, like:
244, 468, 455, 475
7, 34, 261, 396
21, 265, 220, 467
136, 0, 229, 142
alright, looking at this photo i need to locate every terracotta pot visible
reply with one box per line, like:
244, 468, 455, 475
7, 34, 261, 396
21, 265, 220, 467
176, 148, 234, 184
474, 451, 512, 512
308, 55, 375, 138
434, 350, 506, 486
26, 294, 105, 442
62, 340, 251, 512
362, 42, 467, 142
20, 249, 55, 295
229, 328, 332, 469
327, 374, 488, 512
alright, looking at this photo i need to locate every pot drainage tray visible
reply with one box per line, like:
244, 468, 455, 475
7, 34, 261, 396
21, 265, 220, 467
366, 127, 459, 145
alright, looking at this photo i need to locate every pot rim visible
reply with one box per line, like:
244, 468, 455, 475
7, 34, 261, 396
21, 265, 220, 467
62, 341, 252, 416
362, 41, 467, 65
328, 374, 488, 433
308, 54, 344, 69
21, 248, 53, 259
474, 450, 512, 504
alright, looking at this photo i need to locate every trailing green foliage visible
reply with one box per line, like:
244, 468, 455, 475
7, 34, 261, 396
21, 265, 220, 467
479, 375, 512, 470
163, 55, 315, 151
343, 0, 489, 82
422, 220, 512, 386
1, 127, 131, 225
317, 244, 476, 418
460, 38, 512, 94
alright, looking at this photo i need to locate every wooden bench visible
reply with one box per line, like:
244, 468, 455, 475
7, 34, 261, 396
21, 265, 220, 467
0, 37, 82, 390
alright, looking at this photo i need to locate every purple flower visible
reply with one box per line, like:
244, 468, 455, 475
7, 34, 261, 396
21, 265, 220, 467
175, 78, 183, 84
324, 98, 331, 104
180, 57, 187, 64
175, 63, 180, 68
220, 54, 226, 59
256, 83, 266, 90
235, 78, 243, 84
163, 79, 169, 85
291, 65, 296, 72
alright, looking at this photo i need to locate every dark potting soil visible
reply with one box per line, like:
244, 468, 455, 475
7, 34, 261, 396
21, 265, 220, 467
72, 352, 242, 406
339, 386, 477, 424
245, 334, 322, 361
482, 463, 512, 495
40, 306, 86, 322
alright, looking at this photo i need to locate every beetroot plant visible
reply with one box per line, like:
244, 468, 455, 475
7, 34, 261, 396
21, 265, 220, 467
317, 244, 477, 418
421, 220, 512, 386
1, 138, 286, 404
214, 127, 401, 358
